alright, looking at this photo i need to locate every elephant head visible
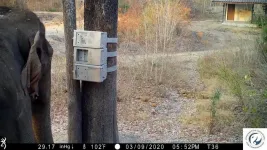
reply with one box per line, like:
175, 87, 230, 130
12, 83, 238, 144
0, 6, 53, 102
0, 6, 54, 143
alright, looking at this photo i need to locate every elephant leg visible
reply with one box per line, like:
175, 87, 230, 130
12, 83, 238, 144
0, 62, 35, 143
0, 97, 36, 143
18, 97, 36, 143
31, 68, 53, 143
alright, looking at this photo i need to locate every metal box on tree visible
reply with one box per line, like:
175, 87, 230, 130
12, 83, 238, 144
74, 47, 107, 66
73, 30, 108, 48
73, 30, 118, 83
73, 64, 107, 82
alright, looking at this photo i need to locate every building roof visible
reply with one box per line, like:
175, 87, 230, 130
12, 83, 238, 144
212, 0, 267, 4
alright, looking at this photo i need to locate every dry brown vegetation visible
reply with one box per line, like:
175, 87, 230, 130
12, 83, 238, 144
117, 0, 193, 101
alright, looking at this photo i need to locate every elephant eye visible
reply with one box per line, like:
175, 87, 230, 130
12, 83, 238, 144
36, 47, 42, 60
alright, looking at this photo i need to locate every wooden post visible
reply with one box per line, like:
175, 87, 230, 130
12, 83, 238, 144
62, 0, 82, 143
222, 3, 225, 23
82, 0, 119, 143
251, 4, 254, 23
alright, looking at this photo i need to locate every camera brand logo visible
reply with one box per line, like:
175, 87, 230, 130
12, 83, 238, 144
0, 137, 6, 150
244, 128, 267, 150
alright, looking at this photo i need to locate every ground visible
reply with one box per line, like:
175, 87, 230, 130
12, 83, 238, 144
36, 12, 261, 143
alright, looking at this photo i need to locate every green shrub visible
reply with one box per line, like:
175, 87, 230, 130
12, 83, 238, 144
209, 89, 222, 134
258, 26, 267, 63
254, 16, 267, 28
119, 0, 130, 13
262, 26, 267, 42
199, 39, 267, 129
48, 8, 58, 12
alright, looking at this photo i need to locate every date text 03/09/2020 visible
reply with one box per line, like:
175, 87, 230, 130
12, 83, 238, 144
39, 143, 210, 150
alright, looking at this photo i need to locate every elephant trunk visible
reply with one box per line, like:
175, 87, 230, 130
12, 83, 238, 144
31, 63, 53, 143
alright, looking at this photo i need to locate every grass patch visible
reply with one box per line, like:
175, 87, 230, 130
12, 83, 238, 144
118, 55, 195, 102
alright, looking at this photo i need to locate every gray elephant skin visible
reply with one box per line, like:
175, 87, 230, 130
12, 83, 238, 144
0, 6, 54, 143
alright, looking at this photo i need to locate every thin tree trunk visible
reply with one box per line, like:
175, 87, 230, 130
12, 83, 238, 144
15, 0, 27, 9
62, 0, 82, 143
83, 0, 119, 143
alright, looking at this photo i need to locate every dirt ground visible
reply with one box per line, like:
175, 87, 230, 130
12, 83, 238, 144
37, 12, 261, 143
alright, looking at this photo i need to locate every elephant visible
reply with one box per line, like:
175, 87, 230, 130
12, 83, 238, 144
0, 6, 54, 143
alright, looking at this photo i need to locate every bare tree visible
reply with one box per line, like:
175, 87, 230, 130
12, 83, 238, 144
82, 0, 119, 143
16, 0, 27, 9
62, 0, 82, 143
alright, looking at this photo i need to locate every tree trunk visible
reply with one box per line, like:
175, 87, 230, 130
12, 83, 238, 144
15, 0, 27, 9
264, 4, 267, 16
62, 0, 82, 143
82, 0, 119, 143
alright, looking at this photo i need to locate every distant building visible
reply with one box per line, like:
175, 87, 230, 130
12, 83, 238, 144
212, 0, 267, 23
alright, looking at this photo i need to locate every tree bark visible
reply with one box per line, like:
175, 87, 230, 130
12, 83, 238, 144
83, 0, 119, 143
62, 0, 82, 143
15, 0, 27, 9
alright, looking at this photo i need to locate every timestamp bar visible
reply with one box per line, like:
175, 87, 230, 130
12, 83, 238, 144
1, 143, 242, 150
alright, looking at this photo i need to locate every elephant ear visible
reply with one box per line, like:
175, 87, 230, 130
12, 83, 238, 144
21, 31, 42, 100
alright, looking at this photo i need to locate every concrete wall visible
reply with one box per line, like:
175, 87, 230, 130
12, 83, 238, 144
234, 4, 252, 22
